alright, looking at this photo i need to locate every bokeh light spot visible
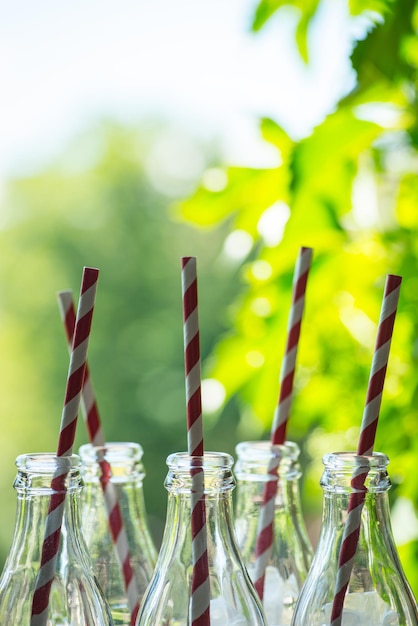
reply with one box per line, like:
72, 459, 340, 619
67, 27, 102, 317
257, 201, 291, 246
202, 378, 226, 413
245, 350, 265, 368
202, 167, 228, 192
251, 260, 273, 281
251, 297, 272, 317
223, 230, 253, 261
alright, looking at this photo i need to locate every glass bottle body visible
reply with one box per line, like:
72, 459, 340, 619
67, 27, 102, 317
79, 442, 157, 626
291, 452, 418, 626
234, 441, 313, 626
136, 451, 267, 626
0, 452, 113, 626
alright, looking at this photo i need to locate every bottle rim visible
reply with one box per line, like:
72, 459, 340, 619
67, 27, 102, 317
79, 441, 144, 463
14, 453, 82, 494
15, 452, 81, 473
234, 440, 301, 482
320, 451, 391, 494
235, 440, 300, 461
322, 451, 389, 470
165, 452, 235, 494
166, 451, 234, 470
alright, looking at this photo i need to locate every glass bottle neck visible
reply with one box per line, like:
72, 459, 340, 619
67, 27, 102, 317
317, 452, 393, 549
0, 455, 115, 625
137, 452, 267, 626
165, 451, 235, 494
234, 441, 303, 516
159, 452, 237, 557
79, 441, 146, 484
233, 440, 313, 625
14, 452, 83, 492
234, 440, 302, 481
6, 453, 84, 563
291, 452, 418, 625
320, 451, 391, 493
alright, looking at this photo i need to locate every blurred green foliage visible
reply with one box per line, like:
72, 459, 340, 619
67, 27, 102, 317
178, 0, 418, 595
0, 122, 242, 562
1, 0, 418, 604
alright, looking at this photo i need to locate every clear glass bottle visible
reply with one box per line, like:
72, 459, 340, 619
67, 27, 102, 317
291, 451, 418, 626
0, 452, 114, 626
136, 451, 267, 626
234, 441, 313, 626
79, 442, 157, 626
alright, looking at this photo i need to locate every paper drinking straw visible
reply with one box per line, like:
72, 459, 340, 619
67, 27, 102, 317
31, 267, 99, 626
58, 291, 105, 446
57, 291, 140, 626
330, 273, 402, 626
253, 246, 313, 599
181, 256, 210, 626
272, 246, 313, 445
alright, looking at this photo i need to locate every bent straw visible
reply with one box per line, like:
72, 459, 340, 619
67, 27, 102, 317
181, 256, 210, 626
330, 273, 402, 626
31, 267, 99, 626
253, 246, 313, 599
57, 291, 140, 626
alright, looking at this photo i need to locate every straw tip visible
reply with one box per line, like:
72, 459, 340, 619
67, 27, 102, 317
81, 267, 100, 290
386, 274, 402, 286
56, 290, 74, 311
83, 266, 100, 277
181, 256, 196, 268
385, 274, 402, 297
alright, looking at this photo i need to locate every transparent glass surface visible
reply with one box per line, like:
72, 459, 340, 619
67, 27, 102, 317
79, 442, 157, 626
136, 451, 267, 626
0, 453, 114, 626
291, 452, 418, 626
234, 441, 313, 626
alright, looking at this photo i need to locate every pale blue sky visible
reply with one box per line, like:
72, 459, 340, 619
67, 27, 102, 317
0, 0, 354, 180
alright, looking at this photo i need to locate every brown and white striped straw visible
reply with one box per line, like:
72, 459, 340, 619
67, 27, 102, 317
330, 273, 402, 626
253, 246, 313, 599
181, 256, 210, 626
31, 267, 99, 626
57, 290, 140, 626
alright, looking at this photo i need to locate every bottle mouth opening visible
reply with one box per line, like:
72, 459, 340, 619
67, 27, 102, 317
165, 452, 235, 494
166, 451, 234, 471
79, 441, 144, 464
322, 451, 389, 470
233, 440, 301, 481
78, 442, 145, 482
235, 440, 300, 461
16, 453, 81, 473
14, 453, 82, 494
320, 451, 391, 493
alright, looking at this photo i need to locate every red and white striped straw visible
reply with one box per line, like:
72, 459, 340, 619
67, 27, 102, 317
58, 291, 105, 446
31, 267, 99, 626
181, 256, 210, 626
272, 246, 313, 445
57, 290, 140, 626
253, 246, 313, 600
330, 273, 402, 626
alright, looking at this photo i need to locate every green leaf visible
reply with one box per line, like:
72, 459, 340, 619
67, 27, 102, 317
259, 117, 294, 160
252, 0, 287, 32
351, 0, 416, 89
291, 109, 383, 218
397, 173, 418, 228
175, 165, 289, 232
295, 0, 320, 63
348, 0, 394, 18
252, 0, 321, 63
